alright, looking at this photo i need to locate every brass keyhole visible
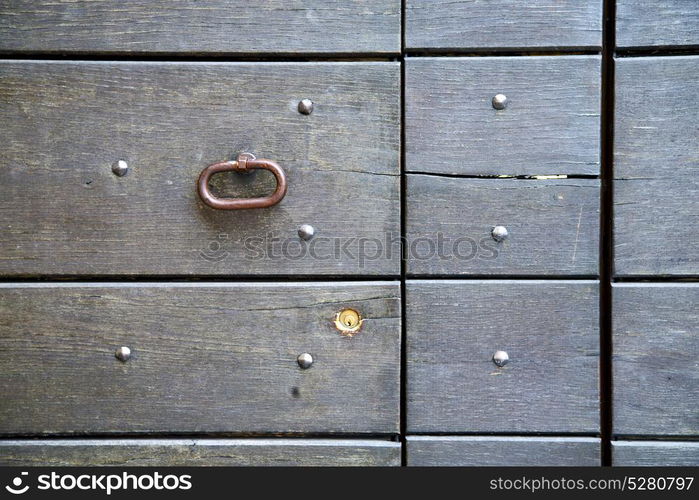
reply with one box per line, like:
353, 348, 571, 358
335, 308, 362, 336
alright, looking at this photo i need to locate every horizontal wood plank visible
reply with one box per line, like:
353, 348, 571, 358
406, 1, 602, 50
0, 1, 400, 54
614, 57, 699, 276
612, 441, 699, 466
0, 282, 400, 435
0, 61, 400, 276
613, 284, 698, 436
0, 439, 400, 466
407, 437, 600, 466
617, 1, 699, 48
407, 280, 599, 433
406, 177, 600, 275
406, 56, 601, 176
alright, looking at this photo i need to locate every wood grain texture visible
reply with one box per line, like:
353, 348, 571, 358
406, 177, 600, 275
0, 61, 400, 276
0, 282, 400, 435
406, 1, 602, 49
0, 1, 400, 54
407, 437, 601, 466
613, 284, 698, 436
406, 56, 601, 176
617, 0, 699, 47
0, 439, 401, 466
406, 280, 599, 433
614, 57, 699, 277
612, 441, 699, 466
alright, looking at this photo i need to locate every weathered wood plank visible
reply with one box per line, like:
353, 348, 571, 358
406, 1, 602, 50
407, 437, 601, 466
0, 282, 400, 435
0, 61, 400, 276
406, 177, 600, 275
0, 439, 401, 466
612, 441, 699, 466
0, 1, 400, 54
617, 1, 699, 48
615, 179, 699, 276
406, 56, 601, 176
613, 284, 698, 436
407, 280, 599, 433
614, 57, 699, 277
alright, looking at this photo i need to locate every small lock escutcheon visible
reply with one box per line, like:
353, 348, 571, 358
335, 308, 363, 336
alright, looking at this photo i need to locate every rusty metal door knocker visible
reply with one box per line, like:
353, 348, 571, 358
197, 153, 287, 209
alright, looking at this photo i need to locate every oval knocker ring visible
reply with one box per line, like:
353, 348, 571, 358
197, 153, 288, 210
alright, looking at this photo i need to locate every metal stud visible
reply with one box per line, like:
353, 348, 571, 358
115, 346, 131, 362
111, 160, 129, 177
493, 350, 509, 367
492, 94, 508, 110
298, 224, 315, 241
298, 98, 314, 115
491, 225, 509, 242
297, 352, 313, 369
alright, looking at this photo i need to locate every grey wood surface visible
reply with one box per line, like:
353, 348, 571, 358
406, 1, 602, 50
0, 61, 400, 276
0, 439, 400, 466
0, 282, 400, 435
406, 177, 600, 275
613, 284, 698, 436
617, 0, 699, 48
0, 1, 400, 54
406, 280, 599, 433
612, 441, 699, 466
406, 56, 601, 176
614, 57, 698, 277
407, 437, 601, 466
